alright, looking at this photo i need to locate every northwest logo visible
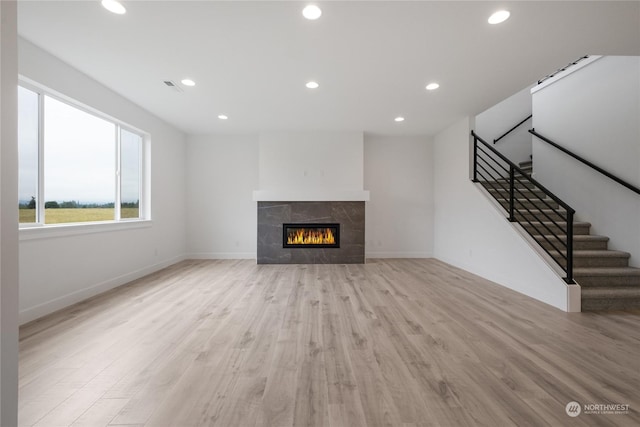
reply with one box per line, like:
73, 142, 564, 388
566, 401, 582, 417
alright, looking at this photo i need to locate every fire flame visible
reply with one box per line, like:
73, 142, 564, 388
287, 228, 336, 245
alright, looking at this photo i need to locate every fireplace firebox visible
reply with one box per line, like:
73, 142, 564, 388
283, 223, 340, 248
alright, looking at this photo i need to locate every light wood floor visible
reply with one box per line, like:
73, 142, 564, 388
18, 259, 640, 426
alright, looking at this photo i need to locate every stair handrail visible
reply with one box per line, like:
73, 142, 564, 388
537, 55, 590, 85
493, 114, 533, 144
472, 130, 575, 283
529, 129, 640, 197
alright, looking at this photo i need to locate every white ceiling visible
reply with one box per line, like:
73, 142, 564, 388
17, 1, 640, 136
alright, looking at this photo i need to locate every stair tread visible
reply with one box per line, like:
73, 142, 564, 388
574, 267, 640, 277
581, 287, 640, 298
497, 198, 558, 204
489, 191, 546, 197
548, 249, 630, 258
517, 208, 568, 213
520, 210, 564, 217
488, 187, 542, 191
573, 250, 630, 258
532, 234, 608, 241
496, 195, 553, 202
493, 180, 536, 187
523, 221, 590, 227
494, 194, 555, 199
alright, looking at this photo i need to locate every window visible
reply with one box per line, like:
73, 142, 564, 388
18, 83, 148, 227
120, 129, 142, 219
18, 86, 39, 223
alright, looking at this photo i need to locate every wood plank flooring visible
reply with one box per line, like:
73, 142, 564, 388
18, 259, 640, 426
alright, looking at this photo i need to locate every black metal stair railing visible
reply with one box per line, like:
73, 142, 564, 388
537, 55, 590, 85
471, 130, 576, 283
493, 114, 532, 144
529, 129, 640, 197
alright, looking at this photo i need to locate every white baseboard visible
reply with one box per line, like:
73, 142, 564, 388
19, 254, 187, 325
187, 252, 256, 260
189, 252, 433, 260
366, 251, 433, 259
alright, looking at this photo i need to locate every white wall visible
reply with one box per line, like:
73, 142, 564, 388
18, 39, 188, 323
433, 117, 572, 311
364, 134, 433, 258
185, 130, 367, 259
258, 131, 363, 191
1, 2, 19, 424
475, 85, 533, 165
532, 56, 640, 267
185, 132, 434, 259
186, 134, 258, 259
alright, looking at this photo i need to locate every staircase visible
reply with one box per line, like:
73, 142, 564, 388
487, 158, 640, 311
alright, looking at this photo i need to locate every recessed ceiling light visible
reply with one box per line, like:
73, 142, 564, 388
306, 81, 319, 89
302, 5, 322, 20
218, 114, 228, 120
101, 0, 126, 15
488, 10, 510, 24
426, 83, 440, 91
181, 79, 196, 87
394, 117, 405, 122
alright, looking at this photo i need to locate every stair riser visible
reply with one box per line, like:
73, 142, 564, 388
575, 276, 640, 287
581, 298, 640, 311
572, 257, 629, 268
573, 241, 609, 250
493, 180, 538, 190
488, 188, 547, 198
535, 239, 608, 251
498, 199, 560, 210
533, 239, 568, 256
516, 211, 566, 222
522, 223, 590, 235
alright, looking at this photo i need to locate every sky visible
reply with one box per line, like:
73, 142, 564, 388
18, 87, 141, 205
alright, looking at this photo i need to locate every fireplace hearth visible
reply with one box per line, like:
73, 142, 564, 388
283, 223, 340, 248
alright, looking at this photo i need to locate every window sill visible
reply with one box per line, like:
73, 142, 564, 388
19, 219, 153, 241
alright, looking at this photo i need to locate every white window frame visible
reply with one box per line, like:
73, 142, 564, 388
18, 78, 151, 239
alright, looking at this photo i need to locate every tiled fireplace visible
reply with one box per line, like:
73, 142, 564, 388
257, 201, 365, 264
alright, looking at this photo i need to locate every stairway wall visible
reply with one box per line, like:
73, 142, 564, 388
433, 117, 574, 311
475, 85, 533, 165
532, 56, 640, 267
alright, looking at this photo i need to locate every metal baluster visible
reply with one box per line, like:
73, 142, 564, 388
472, 135, 478, 182
509, 166, 515, 222
566, 210, 574, 283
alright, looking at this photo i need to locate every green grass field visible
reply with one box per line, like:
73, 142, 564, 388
19, 208, 139, 224
19, 210, 36, 223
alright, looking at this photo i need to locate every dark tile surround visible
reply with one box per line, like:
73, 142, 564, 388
257, 201, 365, 264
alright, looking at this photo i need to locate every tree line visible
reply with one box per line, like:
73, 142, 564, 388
19, 196, 138, 209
